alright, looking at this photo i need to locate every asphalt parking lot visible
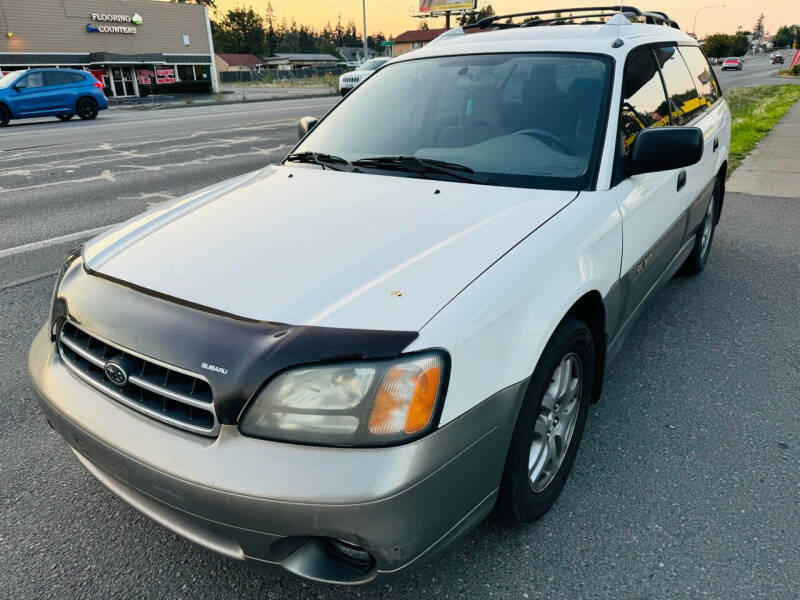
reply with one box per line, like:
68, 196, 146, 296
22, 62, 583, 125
1, 95, 799, 598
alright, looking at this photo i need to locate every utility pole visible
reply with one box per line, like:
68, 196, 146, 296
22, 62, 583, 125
362, 0, 369, 61
445, 11, 451, 30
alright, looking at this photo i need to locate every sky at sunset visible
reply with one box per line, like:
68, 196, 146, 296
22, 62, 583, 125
202, 1, 798, 39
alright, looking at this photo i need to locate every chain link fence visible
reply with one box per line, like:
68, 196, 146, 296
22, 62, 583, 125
219, 67, 350, 84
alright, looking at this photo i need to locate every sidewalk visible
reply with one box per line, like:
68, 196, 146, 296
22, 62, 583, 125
727, 100, 800, 198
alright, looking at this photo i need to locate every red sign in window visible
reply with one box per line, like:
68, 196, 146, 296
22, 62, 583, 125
156, 68, 176, 84
136, 68, 155, 85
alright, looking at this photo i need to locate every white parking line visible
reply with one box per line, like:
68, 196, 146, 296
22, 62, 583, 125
0, 225, 113, 259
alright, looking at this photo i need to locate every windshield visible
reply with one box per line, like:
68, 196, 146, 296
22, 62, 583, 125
292, 53, 612, 190
360, 58, 389, 71
0, 71, 23, 89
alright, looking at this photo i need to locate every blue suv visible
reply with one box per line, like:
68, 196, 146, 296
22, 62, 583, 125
0, 68, 108, 127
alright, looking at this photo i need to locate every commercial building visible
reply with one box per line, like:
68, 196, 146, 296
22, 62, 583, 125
0, 0, 218, 97
391, 28, 446, 57
262, 53, 341, 70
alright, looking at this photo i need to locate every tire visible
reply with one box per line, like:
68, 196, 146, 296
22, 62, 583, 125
496, 316, 594, 522
57, 114, 74, 121
0, 104, 9, 127
680, 178, 720, 276
76, 98, 99, 120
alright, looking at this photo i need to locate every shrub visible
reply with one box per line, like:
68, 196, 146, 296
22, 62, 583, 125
790, 65, 800, 77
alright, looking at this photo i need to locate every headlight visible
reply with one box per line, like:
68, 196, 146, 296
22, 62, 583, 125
49, 245, 82, 340
239, 352, 447, 446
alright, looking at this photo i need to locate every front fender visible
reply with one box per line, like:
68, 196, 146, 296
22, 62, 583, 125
407, 191, 623, 426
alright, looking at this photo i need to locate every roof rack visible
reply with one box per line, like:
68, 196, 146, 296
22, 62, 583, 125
463, 6, 680, 31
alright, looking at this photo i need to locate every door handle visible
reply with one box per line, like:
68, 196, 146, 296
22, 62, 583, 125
677, 170, 687, 191
713, 138, 719, 152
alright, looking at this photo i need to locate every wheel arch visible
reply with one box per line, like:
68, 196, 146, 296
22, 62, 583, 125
563, 291, 606, 403
715, 160, 727, 224
0, 100, 11, 116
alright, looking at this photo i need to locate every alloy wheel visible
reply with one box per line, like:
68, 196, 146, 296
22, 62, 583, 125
700, 193, 715, 259
528, 352, 582, 492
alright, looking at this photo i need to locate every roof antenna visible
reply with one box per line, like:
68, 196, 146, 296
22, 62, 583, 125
612, 4, 624, 48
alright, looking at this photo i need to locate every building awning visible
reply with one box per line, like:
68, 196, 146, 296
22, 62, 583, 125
88, 52, 167, 65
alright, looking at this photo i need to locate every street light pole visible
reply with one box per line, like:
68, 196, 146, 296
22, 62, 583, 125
692, 5, 726, 37
362, 0, 369, 61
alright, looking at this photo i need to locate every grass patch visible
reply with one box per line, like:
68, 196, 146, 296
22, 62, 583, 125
726, 84, 800, 172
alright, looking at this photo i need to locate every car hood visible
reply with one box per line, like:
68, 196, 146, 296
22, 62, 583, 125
84, 166, 576, 331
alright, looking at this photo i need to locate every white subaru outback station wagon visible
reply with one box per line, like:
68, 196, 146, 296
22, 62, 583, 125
29, 6, 730, 585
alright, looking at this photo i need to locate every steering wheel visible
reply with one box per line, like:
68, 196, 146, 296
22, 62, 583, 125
514, 128, 575, 156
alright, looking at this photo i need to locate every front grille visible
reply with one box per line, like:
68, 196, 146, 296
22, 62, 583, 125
58, 322, 218, 436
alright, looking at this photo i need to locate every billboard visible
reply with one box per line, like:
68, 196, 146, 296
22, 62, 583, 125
419, 0, 477, 13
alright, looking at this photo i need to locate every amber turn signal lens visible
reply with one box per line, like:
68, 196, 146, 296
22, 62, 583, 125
368, 356, 443, 437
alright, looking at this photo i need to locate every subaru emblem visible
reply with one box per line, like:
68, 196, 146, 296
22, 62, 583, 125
104, 362, 128, 387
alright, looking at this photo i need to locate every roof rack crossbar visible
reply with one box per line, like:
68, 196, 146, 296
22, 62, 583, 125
465, 6, 679, 31
465, 6, 641, 29
520, 11, 641, 28
641, 11, 680, 29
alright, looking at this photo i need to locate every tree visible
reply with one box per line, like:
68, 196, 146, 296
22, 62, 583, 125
212, 8, 266, 56
702, 33, 731, 58
459, 5, 495, 26
773, 25, 800, 49
171, 0, 216, 7
752, 13, 765, 41
730, 31, 750, 56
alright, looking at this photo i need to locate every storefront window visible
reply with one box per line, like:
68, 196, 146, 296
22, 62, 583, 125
194, 65, 210, 80
177, 65, 195, 81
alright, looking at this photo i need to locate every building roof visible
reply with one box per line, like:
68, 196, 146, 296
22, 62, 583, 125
393, 28, 447, 44
216, 53, 263, 66
271, 53, 341, 62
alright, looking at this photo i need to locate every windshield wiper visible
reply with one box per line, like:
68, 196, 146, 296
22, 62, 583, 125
351, 156, 490, 185
285, 151, 351, 171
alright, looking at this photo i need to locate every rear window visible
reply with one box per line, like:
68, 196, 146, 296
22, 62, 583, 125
46, 71, 86, 86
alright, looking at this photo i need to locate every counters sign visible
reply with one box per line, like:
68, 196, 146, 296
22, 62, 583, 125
86, 13, 142, 34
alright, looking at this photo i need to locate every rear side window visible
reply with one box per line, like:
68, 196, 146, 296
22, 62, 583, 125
678, 46, 721, 106
620, 47, 669, 155
653, 47, 703, 125
46, 71, 85, 86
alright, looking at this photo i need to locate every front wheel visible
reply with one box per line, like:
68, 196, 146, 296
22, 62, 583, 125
497, 316, 594, 522
0, 105, 10, 127
680, 178, 720, 276
76, 98, 99, 120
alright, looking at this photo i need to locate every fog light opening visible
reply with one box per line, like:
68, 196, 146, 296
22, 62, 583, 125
324, 538, 375, 572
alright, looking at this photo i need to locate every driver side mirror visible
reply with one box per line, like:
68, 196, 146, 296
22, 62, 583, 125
298, 116, 318, 140
14, 81, 27, 90
628, 127, 704, 175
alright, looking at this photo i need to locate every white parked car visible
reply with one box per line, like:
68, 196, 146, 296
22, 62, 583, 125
338, 57, 391, 95
30, 5, 730, 586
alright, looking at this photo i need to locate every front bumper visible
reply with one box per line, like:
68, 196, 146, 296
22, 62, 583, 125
29, 324, 524, 584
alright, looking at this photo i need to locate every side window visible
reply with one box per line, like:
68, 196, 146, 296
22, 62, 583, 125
45, 71, 73, 86
21, 72, 45, 88
678, 46, 721, 107
653, 46, 703, 125
620, 48, 669, 156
